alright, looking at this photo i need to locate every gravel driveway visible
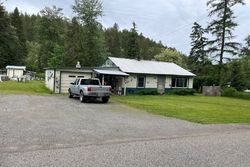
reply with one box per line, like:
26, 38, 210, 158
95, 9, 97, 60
0, 95, 250, 167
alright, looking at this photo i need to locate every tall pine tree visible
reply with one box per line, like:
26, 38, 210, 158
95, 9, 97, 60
104, 23, 122, 57
189, 22, 209, 74
127, 22, 139, 60
73, 0, 107, 66
242, 35, 250, 57
10, 7, 27, 65
38, 6, 65, 70
0, 3, 19, 68
206, 0, 245, 84
65, 17, 83, 66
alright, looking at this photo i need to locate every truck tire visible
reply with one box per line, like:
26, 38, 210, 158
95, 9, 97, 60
68, 89, 73, 98
80, 91, 85, 103
102, 96, 109, 103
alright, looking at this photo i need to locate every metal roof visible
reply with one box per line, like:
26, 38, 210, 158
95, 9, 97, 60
94, 69, 129, 76
108, 57, 196, 76
6, 66, 26, 70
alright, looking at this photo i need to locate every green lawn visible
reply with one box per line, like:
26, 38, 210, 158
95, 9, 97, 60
0, 81, 52, 95
113, 95, 250, 124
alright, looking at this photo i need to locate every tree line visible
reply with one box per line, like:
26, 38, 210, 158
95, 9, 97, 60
0, 0, 249, 91
0, 0, 168, 71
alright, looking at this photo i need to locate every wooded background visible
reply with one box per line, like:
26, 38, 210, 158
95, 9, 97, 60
0, 0, 249, 91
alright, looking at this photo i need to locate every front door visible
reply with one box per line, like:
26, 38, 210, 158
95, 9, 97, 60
157, 75, 166, 94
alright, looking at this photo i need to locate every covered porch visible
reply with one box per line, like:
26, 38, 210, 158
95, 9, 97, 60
93, 69, 129, 95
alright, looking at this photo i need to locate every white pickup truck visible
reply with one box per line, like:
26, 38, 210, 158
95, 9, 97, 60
68, 78, 112, 103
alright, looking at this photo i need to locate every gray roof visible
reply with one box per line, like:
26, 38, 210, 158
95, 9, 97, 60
94, 69, 129, 76
108, 57, 196, 76
6, 66, 26, 70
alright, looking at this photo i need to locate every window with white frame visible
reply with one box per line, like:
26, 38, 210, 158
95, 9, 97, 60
171, 77, 188, 88
137, 75, 146, 88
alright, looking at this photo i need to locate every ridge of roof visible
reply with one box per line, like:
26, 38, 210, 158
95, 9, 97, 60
108, 57, 196, 76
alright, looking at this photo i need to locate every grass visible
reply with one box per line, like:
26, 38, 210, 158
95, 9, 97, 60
0, 81, 52, 95
113, 95, 250, 124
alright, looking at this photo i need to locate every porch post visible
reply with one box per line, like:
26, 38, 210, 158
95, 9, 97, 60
124, 76, 127, 96
102, 75, 105, 85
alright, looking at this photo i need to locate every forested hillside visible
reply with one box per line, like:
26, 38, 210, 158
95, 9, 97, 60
0, 3, 169, 71
0, 0, 249, 91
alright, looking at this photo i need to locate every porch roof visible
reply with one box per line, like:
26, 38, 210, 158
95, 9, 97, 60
93, 69, 129, 76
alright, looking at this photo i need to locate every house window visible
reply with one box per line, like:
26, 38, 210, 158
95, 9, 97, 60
137, 75, 146, 88
171, 77, 188, 88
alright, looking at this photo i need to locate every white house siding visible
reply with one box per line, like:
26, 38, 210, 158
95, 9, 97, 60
123, 74, 158, 89
125, 74, 137, 88
60, 72, 92, 93
7, 69, 24, 78
124, 75, 195, 89
102, 59, 116, 67
145, 75, 157, 88
188, 78, 194, 89
54, 71, 61, 93
45, 70, 55, 91
165, 77, 172, 88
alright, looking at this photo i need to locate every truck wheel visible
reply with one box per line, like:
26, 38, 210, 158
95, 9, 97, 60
80, 92, 85, 103
102, 97, 109, 103
68, 89, 73, 98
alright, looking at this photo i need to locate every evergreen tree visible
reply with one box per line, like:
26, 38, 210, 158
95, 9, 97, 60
228, 60, 246, 91
65, 17, 83, 66
73, 0, 107, 66
241, 56, 250, 88
241, 35, 250, 57
22, 13, 41, 42
10, 7, 27, 65
189, 22, 210, 74
0, 3, 19, 68
38, 6, 65, 70
104, 23, 122, 57
25, 41, 40, 71
127, 22, 139, 60
48, 44, 65, 68
206, 0, 245, 84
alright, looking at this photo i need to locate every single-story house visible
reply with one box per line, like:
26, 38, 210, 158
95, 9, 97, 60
6, 66, 26, 78
45, 57, 195, 95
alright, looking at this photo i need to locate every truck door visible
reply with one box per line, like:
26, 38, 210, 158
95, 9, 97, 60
72, 79, 79, 94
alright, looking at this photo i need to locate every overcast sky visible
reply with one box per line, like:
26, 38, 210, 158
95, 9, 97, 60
4, 0, 250, 54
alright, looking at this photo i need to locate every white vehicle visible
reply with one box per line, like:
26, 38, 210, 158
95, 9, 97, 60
68, 78, 112, 103
244, 89, 250, 93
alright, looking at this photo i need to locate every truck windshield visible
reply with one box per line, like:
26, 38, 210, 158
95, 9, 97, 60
80, 79, 99, 85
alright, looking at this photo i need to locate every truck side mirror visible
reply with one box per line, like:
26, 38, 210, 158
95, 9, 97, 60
70, 82, 75, 85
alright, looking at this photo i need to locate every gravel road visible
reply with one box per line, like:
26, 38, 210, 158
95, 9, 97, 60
0, 95, 249, 167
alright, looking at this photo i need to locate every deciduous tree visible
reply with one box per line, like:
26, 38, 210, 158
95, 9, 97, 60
154, 48, 184, 66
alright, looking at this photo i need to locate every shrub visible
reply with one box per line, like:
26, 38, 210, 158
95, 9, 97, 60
222, 87, 250, 100
170, 89, 196, 96
137, 90, 159, 95
221, 87, 237, 96
35, 73, 45, 80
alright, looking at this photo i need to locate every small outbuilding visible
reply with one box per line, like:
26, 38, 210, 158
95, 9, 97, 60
45, 57, 195, 95
45, 68, 93, 94
6, 66, 26, 78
